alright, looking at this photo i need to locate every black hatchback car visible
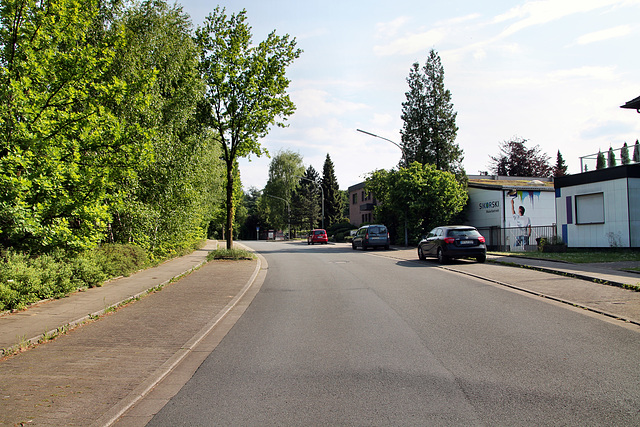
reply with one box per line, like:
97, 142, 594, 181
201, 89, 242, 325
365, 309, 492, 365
418, 225, 486, 264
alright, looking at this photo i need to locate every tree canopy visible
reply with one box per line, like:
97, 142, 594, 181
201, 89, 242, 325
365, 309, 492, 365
365, 162, 468, 244
195, 7, 301, 249
0, 0, 153, 252
400, 49, 463, 175
488, 137, 551, 177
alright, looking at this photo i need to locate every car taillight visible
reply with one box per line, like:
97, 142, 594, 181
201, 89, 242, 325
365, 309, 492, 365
444, 237, 455, 244
478, 236, 485, 243
365, 233, 369, 239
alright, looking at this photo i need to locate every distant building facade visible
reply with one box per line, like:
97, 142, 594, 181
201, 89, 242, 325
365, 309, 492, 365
348, 182, 377, 227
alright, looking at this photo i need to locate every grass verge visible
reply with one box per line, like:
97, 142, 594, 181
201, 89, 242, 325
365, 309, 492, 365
489, 250, 640, 264
207, 248, 256, 261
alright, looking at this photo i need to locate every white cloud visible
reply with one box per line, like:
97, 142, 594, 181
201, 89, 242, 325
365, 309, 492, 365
373, 28, 445, 56
292, 89, 369, 118
575, 25, 632, 44
495, 0, 630, 37
548, 66, 618, 81
375, 17, 410, 38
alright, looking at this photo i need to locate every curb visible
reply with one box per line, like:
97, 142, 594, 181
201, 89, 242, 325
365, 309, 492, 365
443, 263, 640, 327
96, 243, 266, 427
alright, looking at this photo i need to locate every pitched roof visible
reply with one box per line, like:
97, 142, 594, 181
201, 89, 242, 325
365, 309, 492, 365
621, 95, 640, 111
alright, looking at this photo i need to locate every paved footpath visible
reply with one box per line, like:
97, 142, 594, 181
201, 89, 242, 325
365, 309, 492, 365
0, 241, 265, 426
1, 241, 639, 426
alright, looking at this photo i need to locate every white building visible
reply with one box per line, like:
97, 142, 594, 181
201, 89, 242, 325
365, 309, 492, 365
467, 176, 557, 251
554, 164, 640, 248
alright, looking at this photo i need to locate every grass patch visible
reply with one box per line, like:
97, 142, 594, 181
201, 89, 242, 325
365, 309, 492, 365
207, 248, 256, 261
489, 250, 640, 264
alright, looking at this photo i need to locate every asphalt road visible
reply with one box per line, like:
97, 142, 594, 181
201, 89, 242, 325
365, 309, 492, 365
148, 241, 640, 426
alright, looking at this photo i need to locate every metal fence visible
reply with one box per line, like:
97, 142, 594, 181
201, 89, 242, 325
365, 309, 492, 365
476, 225, 557, 252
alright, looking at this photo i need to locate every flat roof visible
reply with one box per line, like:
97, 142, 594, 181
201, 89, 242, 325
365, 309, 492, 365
555, 163, 640, 188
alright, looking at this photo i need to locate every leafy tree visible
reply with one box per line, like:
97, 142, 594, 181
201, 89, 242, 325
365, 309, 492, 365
292, 166, 321, 231
634, 140, 640, 163
107, 0, 224, 257
322, 154, 343, 228
400, 49, 463, 175
553, 150, 568, 177
488, 137, 551, 177
237, 187, 262, 240
621, 142, 630, 165
195, 7, 302, 249
607, 147, 617, 168
596, 151, 606, 170
0, 0, 152, 252
365, 162, 467, 244
262, 149, 304, 231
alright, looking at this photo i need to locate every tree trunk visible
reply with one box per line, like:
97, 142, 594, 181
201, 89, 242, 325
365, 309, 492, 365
226, 161, 235, 250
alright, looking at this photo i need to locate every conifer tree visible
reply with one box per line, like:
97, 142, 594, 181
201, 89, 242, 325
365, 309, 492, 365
400, 49, 463, 175
321, 154, 343, 228
607, 147, 617, 167
633, 140, 640, 163
621, 142, 630, 165
553, 150, 568, 177
596, 151, 606, 169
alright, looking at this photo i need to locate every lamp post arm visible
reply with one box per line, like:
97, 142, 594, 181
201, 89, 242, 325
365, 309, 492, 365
356, 129, 407, 161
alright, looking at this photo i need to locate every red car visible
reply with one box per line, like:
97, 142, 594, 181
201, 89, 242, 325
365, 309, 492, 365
307, 229, 328, 245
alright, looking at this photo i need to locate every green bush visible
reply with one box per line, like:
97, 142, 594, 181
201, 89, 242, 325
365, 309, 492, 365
95, 244, 148, 278
0, 243, 150, 312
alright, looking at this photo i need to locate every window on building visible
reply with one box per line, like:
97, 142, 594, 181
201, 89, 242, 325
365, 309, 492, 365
576, 193, 605, 224
353, 193, 357, 204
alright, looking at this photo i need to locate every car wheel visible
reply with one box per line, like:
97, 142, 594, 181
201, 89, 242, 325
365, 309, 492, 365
477, 254, 486, 263
362, 244, 367, 251
385, 245, 389, 250
352, 242, 356, 250
437, 247, 448, 264
418, 246, 426, 260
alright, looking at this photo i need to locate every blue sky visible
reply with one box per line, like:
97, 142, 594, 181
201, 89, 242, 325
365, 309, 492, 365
178, 0, 640, 190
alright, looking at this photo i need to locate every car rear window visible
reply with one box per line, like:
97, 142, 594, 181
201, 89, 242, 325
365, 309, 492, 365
314, 230, 324, 235
368, 226, 387, 235
448, 229, 481, 238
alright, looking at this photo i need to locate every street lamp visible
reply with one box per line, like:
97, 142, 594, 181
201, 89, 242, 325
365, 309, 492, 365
357, 128, 408, 164
356, 128, 409, 246
265, 194, 290, 240
296, 176, 324, 230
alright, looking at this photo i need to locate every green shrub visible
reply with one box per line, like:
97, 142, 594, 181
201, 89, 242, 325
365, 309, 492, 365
0, 243, 150, 311
95, 244, 148, 278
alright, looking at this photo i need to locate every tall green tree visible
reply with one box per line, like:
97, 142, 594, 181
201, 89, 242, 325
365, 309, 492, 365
262, 149, 304, 231
195, 7, 301, 249
322, 154, 342, 228
292, 165, 321, 231
633, 140, 640, 163
553, 150, 568, 177
400, 49, 463, 175
365, 162, 467, 244
0, 0, 152, 252
488, 137, 551, 177
108, 0, 224, 257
